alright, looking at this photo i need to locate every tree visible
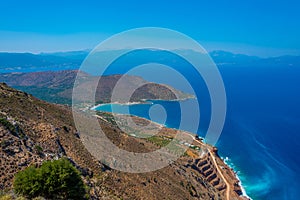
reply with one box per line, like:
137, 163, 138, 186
13, 158, 87, 199
13, 166, 41, 198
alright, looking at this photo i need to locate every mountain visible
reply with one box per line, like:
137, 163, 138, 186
0, 70, 78, 104
0, 52, 84, 73
1, 50, 300, 73
210, 50, 300, 67
209, 50, 260, 66
0, 70, 192, 105
40, 50, 89, 61
0, 83, 248, 199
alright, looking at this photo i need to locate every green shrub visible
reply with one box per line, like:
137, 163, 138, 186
0, 118, 17, 136
31, 197, 44, 200
16, 196, 27, 200
147, 136, 170, 147
34, 145, 43, 155
13, 158, 87, 199
13, 166, 41, 198
0, 118, 24, 138
0, 194, 13, 200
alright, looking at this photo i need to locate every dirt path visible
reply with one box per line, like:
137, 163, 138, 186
185, 134, 231, 200
208, 147, 231, 200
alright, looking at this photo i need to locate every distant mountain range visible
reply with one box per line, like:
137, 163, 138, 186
0, 51, 83, 72
0, 50, 299, 73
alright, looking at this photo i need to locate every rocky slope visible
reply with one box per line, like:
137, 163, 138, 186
0, 83, 248, 199
0, 83, 102, 191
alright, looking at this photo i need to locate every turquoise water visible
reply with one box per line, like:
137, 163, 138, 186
95, 66, 300, 200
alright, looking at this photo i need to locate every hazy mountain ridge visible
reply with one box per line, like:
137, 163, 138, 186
1, 50, 299, 73
0, 52, 82, 73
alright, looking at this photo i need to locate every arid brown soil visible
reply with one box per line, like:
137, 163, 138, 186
0, 83, 248, 199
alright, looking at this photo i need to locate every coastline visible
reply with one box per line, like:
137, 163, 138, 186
93, 102, 251, 199
223, 157, 252, 199
90, 101, 147, 110
90, 96, 196, 110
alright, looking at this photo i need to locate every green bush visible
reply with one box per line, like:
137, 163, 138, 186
34, 145, 43, 155
0, 118, 24, 138
13, 158, 87, 199
0, 194, 13, 200
0, 118, 17, 136
13, 166, 41, 198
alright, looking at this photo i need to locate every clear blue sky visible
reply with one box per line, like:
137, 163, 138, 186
1, 0, 299, 56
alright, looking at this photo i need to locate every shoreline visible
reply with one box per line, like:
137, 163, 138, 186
90, 96, 196, 110
97, 110, 251, 199
92, 99, 251, 199
223, 157, 252, 199
90, 101, 146, 110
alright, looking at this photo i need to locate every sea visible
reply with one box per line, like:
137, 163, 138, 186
3, 50, 299, 199
95, 60, 300, 200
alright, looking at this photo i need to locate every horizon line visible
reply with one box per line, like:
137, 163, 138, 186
0, 48, 299, 58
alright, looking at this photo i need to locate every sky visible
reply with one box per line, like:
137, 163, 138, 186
0, 0, 300, 56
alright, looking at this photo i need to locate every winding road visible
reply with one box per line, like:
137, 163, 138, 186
208, 148, 231, 200
184, 133, 231, 200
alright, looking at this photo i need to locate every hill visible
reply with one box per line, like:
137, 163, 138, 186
0, 83, 248, 199
0, 70, 192, 105
0, 83, 102, 190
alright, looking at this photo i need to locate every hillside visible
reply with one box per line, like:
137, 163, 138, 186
0, 70, 192, 105
0, 83, 102, 190
0, 83, 248, 199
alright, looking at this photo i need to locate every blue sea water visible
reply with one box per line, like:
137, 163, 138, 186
2, 49, 299, 199
96, 64, 300, 200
